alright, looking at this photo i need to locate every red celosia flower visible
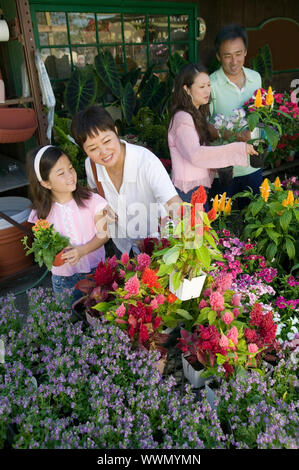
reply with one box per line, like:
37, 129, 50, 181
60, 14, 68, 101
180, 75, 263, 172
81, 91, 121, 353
167, 292, 178, 304
141, 267, 161, 289
94, 260, 118, 287
191, 185, 207, 206
249, 303, 263, 327
207, 208, 217, 221
139, 324, 149, 342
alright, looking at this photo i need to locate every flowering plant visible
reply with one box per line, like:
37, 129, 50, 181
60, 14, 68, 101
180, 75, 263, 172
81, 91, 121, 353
239, 177, 299, 270
177, 272, 279, 378
22, 219, 69, 271
244, 87, 293, 152
212, 108, 248, 144
153, 186, 223, 290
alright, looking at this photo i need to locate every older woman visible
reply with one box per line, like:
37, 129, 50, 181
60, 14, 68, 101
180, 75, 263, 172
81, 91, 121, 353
168, 63, 258, 206
71, 105, 181, 256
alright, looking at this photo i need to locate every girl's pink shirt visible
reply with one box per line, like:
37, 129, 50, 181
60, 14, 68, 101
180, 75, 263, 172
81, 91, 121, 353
28, 193, 107, 276
168, 111, 249, 193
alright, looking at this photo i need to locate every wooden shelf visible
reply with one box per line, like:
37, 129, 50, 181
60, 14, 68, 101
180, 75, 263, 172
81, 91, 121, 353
262, 159, 299, 177
0, 97, 34, 107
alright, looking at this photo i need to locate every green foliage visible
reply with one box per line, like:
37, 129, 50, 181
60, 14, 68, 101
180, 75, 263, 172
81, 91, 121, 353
64, 66, 98, 115
131, 107, 170, 158
249, 44, 273, 86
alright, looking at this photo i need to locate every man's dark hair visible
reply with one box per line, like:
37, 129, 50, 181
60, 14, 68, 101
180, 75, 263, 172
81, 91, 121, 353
215, 23, 248, 52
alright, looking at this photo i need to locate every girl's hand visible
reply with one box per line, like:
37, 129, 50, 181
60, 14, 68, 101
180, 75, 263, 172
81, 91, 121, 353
61, 245, 84, 266
246, 143, 259, 155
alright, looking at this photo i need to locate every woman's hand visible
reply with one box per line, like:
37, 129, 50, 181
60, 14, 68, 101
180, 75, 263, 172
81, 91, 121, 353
246, 143, 259, 155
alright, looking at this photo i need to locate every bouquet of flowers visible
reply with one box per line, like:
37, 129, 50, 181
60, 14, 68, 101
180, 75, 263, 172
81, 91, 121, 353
22, 219, 69, 270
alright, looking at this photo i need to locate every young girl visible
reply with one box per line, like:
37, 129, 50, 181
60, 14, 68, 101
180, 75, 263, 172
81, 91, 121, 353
168, 63, 258, 207
26, 145, 109, 299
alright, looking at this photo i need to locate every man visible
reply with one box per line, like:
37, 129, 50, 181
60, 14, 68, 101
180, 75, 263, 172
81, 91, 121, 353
209, 23, 262, 208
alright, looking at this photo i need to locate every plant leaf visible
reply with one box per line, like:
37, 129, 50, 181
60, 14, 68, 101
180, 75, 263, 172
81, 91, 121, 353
65, 67, 97, 115
95, 50, 122, 98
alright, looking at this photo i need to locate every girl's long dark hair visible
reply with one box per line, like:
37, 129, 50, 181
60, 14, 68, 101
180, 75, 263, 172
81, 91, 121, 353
26, 146, 92, 219
169, 63, 212, 145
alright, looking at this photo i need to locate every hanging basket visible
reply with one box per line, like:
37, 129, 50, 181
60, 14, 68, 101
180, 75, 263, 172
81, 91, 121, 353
0, 107, 38, 143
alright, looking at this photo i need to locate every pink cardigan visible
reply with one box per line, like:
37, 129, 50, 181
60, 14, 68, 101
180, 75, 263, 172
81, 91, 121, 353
168, 111, 249, 193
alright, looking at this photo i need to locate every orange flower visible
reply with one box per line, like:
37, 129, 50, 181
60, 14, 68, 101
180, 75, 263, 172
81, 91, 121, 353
282, 190, 294, 207
218, 192, 227, 212
167, 292, 178, 304
224, 198, 232, 215
273, 176, 282, 191
212, 194, 219, 212
260, 179, 270, 202
33, 219, 50, 232
254, 89, 263, 108
141, 267, 161, 289
265, 86, 274, 106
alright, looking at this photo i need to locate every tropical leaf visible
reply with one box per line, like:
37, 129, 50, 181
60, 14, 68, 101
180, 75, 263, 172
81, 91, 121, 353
94, 50, 122, 98
140, 75, 167, 110
65, 67, 97, 115
264, 126, 279, 149
247, 112, 260, 132
168, 52, 187, 77
120, 81, 135, 124
285, 238, 295, 259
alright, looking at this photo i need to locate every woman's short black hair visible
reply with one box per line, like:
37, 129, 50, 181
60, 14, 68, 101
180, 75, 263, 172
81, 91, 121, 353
71, 105, 116, 149
215, 23, 248, 52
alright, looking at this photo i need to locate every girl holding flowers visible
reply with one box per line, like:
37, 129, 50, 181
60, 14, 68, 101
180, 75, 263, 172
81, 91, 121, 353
26, 145, 109, 298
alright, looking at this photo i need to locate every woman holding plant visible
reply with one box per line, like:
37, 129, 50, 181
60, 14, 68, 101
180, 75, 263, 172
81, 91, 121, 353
168, 63, 258, 205
26, 145, 109, 298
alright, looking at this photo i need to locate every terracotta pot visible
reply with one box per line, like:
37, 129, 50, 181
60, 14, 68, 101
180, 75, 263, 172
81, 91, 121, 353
0, 107, 38, 143
53, 249, 66, 267
0, 221, 33, 278
217, 166, 233, 186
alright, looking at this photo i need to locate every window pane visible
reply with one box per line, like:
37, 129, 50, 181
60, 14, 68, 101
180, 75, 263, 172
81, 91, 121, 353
97, 13, 122, 43
72, 47, 98, 67
125, 44, 147, 71
68, 12, 96, 44
171, 44, 189, 61
123, 14, 146, 43
148, 15, 168, 42
43, 48, 72, 80
36, 11, 67, 46
170, 15, 189, 41
149, 43, 169, 69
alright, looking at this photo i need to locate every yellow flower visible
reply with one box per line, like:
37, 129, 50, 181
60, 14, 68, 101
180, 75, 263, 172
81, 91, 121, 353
254, 89, 263, 108
282, 191, 294, 207
212, 194, 219, 212
218, 192, 226, 212
224, 198, 232, 215
265, 86, 274, 106
273, 176, 282, 191
260, 178, 270, 202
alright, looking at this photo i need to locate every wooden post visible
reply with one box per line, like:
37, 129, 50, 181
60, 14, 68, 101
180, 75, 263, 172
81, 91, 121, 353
14, 0, 49, 146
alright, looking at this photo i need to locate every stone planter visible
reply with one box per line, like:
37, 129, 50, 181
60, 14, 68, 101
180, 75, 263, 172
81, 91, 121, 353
169, 272, 206, 301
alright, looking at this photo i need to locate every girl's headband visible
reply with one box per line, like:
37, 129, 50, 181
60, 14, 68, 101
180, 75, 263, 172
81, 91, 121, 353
34, 145, 54, 182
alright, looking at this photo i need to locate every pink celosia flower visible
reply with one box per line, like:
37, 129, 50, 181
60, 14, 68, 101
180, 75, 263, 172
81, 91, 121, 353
116, 303, 126, 317
120, 269, 126, 279
203, 288, 212, 298
137, 253, 151, 271
120, 252, 130, 265
150, 298, 159, 309
232, 294, 241, 306
156, 294, 165, 305
199, 299, 208, 309
227, 326, 238, 345
233, 308, 240, 318
215, 273, 233, 292
108, 255, 118, 269
219, 334, 229, 349
209, 291, 225, 311
248, 343, 258, 354
124, 274, 140, 296
112, 281, 118, 291
222, 311, 233, 325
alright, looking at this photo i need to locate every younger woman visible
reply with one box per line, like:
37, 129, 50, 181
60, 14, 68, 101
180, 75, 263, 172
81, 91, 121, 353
26, 145, 109, 298
168, 63, 258, 206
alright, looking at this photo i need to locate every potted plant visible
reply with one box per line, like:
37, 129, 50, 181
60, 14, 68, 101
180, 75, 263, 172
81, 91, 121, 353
212, 108, 249, 184
245, 87, 293, 168
153, 186, 223, 301
22, 219, 69, 271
